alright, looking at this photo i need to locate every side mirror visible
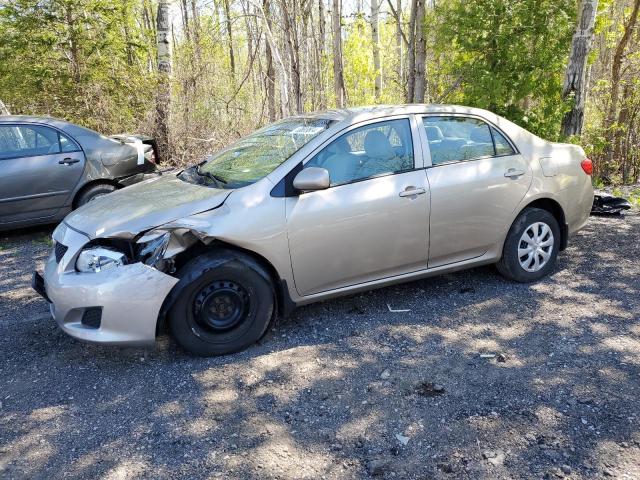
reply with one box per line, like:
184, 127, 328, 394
293, 167, 330, 192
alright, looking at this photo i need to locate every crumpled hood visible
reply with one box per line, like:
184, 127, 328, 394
65, 174, 231, 239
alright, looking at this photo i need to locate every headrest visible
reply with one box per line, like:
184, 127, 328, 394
470, 126, 492, 143
364, 130, 395, 160
425, 125, 444, 141
327, 137, 351, 155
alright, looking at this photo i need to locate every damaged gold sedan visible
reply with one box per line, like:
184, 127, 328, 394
32, 105, 594, 356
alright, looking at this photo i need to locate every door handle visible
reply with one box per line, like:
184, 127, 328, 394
504, 168, 525, 178
399, 187, 426, 197
59, 158, 80, 165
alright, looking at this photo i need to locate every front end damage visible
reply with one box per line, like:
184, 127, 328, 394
37, 218, 225, 347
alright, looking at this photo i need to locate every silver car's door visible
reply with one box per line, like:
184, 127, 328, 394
421, 115, 532, 268
0, 124, 85, 224
286, 116, 430, 296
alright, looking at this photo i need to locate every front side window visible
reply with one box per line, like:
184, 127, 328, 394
180, 117, 333, 189
0, 125, 62, 160
306, 118, 414, 186
423, 116, 515, 165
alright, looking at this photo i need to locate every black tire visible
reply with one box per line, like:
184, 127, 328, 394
496, 207, 560, 283
168, 250, 275, 356
75, 183, 117, 207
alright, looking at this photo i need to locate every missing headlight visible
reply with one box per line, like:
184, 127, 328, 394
136, 231, 171, 268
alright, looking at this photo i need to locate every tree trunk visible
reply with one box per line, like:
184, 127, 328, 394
617, 83, 632, 183
412, 0, 426, 102
332, 0, 346, 107
64, 3, 81, 83
281, 0, 303, 113
263, 0, 277, 121
561, 0, 598, 137
318, 0, 327, 109
180, 0, 190, 41
155, 0, 172, 162
371, 0, 382, 99
259, 0, 290, 116
191, 0, 201, 61
406, 0, 417, 102
223, 0, 236, 77
395, 0, 403, 84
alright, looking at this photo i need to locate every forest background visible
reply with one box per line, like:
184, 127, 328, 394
1, 0, 639, 186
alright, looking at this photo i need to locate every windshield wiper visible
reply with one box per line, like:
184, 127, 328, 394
195, 164, 227, 185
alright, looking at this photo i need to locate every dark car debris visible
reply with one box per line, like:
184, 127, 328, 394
591, 194, 632, 216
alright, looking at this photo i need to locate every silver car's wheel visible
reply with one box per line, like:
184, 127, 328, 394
518, 222, 554, 272
497, 207, 560, 283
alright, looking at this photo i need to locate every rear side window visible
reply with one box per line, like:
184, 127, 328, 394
0, 124, 75, 159
59, 132, 81, 152
423, 117, 515, 165
492, 127, 516, 156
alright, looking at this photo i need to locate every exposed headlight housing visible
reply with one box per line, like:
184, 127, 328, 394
136, 230, 171, 268
76, 247, 127, 273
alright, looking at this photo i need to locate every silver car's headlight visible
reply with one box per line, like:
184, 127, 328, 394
76, 247, 127, 273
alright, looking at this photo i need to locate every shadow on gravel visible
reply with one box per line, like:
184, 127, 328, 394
1, 215, 639, 479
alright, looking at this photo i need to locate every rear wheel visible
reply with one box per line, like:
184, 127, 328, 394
496, 208, 560, 283
75, 183, 117, 207
168, 251, 275, 356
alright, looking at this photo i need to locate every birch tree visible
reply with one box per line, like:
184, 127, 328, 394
371, 0, 382, 99
155, 0, 171, 161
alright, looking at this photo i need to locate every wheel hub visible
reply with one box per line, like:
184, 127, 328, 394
518, 221, 554, 273
194, 281, 249, 331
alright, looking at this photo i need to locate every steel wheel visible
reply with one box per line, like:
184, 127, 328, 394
193, 280, 250, 332
518, 221, 554, 272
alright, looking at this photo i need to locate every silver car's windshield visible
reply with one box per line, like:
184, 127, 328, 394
181, 118, 333, 189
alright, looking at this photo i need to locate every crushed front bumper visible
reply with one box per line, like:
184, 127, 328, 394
35, 222, 178, 347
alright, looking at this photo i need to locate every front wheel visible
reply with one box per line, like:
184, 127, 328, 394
168, 250, 275, 356
496, 208, 560, 283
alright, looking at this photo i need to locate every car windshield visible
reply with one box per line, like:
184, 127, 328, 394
179, 117, 333, 189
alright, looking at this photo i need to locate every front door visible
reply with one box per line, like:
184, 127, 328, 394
286, 117, 430, 296
422, 115, 532, 267
0, 124, 85, 224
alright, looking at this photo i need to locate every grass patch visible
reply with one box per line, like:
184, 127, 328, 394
628, 188, 640, 208
33, 235, 53, 247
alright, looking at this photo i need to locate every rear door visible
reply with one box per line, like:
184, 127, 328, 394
0, 123, 86, 224
421, 115, 532, 268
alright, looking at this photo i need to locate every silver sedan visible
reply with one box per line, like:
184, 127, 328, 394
33, 105, 594, 356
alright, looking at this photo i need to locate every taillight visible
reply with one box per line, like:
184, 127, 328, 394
581, 158, 593, 175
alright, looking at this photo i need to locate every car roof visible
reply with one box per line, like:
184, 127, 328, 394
301, 104, 503, 124
0, 115, 72, 127
0, 115, 101, 138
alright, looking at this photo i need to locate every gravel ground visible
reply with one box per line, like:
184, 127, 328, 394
0, 211, 639, 480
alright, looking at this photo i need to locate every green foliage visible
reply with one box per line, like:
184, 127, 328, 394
0, 0, 156, 133
436, 0, 576, 140
0, 0, 636, 183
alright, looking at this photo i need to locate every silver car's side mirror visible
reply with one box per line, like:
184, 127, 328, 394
293, 167, 330, 192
